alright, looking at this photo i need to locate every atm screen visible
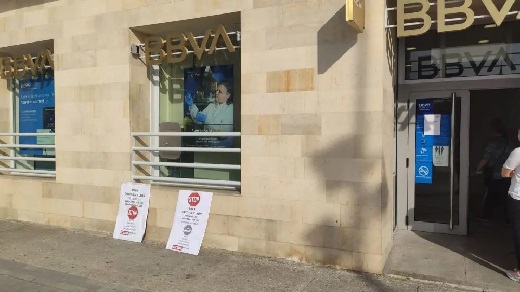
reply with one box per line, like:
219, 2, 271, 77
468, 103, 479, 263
43, 107, 55, 132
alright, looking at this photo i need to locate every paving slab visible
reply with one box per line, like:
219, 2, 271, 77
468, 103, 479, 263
0, 220, 478, 292
0, 258, 145, 292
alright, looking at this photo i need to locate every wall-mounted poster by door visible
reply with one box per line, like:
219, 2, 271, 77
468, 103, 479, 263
18, 76, 55, 155
183, 65, 234, 148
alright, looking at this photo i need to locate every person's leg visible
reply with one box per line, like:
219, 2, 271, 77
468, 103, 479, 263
505, 196, 520, 281
508, 196, 520, 269
480, 180, 499, 219
500, 179, 512, 223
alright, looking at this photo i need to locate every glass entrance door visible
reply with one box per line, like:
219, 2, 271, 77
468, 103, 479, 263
407, 91, 469, 235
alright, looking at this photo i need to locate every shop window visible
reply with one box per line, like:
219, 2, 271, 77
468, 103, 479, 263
146, 21, 241, 189
0, 67, 56, 176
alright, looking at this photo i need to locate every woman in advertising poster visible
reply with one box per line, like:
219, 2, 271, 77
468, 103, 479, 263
185, 80, 233, 132
183, 65, 234, 148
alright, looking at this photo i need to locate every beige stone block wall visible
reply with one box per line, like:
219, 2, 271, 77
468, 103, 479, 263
0, 0, 396, 274
382, 0, 398, 263
235, 0, 395, 273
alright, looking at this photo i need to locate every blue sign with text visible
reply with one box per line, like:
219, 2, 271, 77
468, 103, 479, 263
417, 100, 433, 114
416, 134, 451, 147
439, 115, 451, 137
415, 146, 433, 162
18, 77, 55, 155
415, 161, 433, 184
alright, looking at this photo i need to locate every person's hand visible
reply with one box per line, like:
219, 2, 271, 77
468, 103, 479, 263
196, 112, 206, 123
185, 93, 193, 107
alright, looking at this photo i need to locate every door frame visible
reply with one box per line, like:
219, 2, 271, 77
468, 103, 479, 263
408, 90, 469, 235
395, 77, 520, 232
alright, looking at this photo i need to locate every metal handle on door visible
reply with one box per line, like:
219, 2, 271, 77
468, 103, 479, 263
449, 92, 456, 230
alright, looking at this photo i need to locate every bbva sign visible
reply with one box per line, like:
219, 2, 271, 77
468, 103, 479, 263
412, 46, 518, 79
144, 24, 236, 66
0, 49, 54, 79
398, 0, 520, 37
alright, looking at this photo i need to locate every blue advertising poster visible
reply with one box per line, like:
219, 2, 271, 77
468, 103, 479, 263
415, 146, 433, 162
439, 115, 451, 137
415, 161, 433, 184
183, 65, 234, 148
18, 77, 55, 155
416, 134, 451, 147
414, 100, 454, 184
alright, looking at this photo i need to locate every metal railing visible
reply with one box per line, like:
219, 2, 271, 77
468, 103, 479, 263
0, 132, 56, 177
131, 132, 241, 188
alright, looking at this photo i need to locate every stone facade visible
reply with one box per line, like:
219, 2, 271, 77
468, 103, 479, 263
0, 0, 396, 273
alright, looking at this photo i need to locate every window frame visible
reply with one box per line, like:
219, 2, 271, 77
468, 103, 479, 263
7, 72, 56, 177
147, 59, 241, 191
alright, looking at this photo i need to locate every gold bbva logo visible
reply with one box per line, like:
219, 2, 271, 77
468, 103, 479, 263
144, 24, 236, 66
0, 49, 54, 79
398, 0, 520, 37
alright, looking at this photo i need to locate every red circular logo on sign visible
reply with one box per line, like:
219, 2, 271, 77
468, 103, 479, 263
127, 205, 138, 220
188, 193, 200, 207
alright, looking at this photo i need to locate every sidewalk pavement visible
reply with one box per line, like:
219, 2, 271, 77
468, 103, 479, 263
0, 220, 481, 292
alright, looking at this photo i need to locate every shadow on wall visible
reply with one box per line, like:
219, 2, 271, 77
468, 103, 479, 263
385, 0, 397, 81
0, 78, 12, 169
0, 0, 58, 14
305, 1, 394, 287
317, 4, 357, 74
0, 150, 8, 168
385, 27, 396, 81
304, 218, 393, 290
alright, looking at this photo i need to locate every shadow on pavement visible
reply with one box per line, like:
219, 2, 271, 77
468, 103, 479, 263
385, 217, 519, 292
